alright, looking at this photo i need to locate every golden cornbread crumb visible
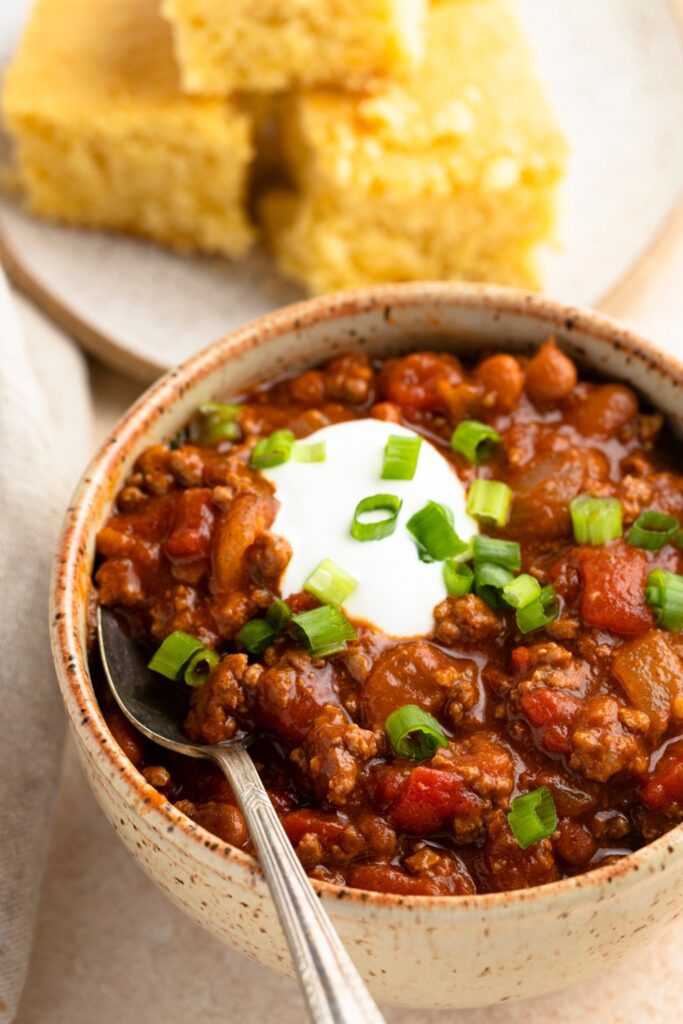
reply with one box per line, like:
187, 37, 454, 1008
261, 0, 568, 294
161, 0, 426, 94
2, 0, 255, 258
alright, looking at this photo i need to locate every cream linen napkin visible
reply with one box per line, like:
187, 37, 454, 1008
0, 271, 91, 1023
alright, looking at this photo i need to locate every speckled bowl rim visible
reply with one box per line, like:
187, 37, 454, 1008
50, 281, 683, 916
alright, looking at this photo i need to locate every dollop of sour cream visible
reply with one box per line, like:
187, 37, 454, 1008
264, 419, 478, 638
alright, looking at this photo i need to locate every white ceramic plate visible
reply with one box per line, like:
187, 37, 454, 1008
2, 0, 683, 380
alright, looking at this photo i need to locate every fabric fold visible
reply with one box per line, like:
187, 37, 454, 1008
0, 272, 91, 1024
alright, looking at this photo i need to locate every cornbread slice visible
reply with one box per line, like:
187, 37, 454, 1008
161, 0, 426, 94
261, 0, 568, 294
2, 0, 255, 257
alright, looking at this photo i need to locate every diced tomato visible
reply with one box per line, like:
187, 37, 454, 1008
387, 766, 479, 834
164, 488, 215, 562
519, 689, 580, 755
520, 688, 579, 729
369, 764, 413, 812
97, 497, 174, 570
577, 542, 654, 635
510, 647, 533, 675
281, 809, 347, 848
107, 496, 174, 542
379, 352, 463, 412
640, 741, 683, 811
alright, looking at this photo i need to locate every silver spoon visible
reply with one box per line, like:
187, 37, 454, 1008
98, 607, 386, 1024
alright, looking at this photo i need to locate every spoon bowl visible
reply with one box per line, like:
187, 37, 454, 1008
98, 608, 204, 756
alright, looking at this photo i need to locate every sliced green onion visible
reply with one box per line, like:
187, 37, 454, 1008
474, 561, 515, 609
238, 600, 293, 655
472, 535, 521, 572
237, 618, 278, 656
381, 435, 423, 481
466, 479, 512, 527
516, 585, 559, 634
291, 441, 326, 463
183, 647, 220, 688
191, 402, 242, 445
502, 573, 542, 610
674, 529, 683, 550
443, 560, 475, 597
199, 401, 241, 419
451, 420, 501, 464
508, 786, 558, 849
266, 599, 292, 630
385, 705, 449, 760
291, 605, 357, 658
351, 493, 403, 542
570, 494, 622, 545
251, 429, 295, 469
148, 631, 204, 681
646, 569, 683, 630
304, 558, 357, 606
627, 509, 680, 551
407, 501, 469, 562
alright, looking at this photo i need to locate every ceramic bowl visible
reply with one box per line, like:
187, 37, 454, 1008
50, 283, 683, 1009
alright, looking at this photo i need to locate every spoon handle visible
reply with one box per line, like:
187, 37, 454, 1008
209, 743, 386, 1024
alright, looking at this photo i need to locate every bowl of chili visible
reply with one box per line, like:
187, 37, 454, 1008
51, 283, 683, 1008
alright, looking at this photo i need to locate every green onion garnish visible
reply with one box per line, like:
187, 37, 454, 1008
516, 584, 559, 634
291, 605, 357, 658
407, 501, 469, 562
466, 479, 512, 527
381, 435, 423, 481
183, 647, 220, 688
250, 429, 295, 469
570, 494, 622, 545
238, 599, 293, 655
291, 441, 327, 463
627, 509, 680, 551
351, 493, 403, 542
385, 704, 448, 760
304, 558, 357, 606
266, 599, 292, 630
148, 631, 205, 680
503, 573, 541, 610
191, 402, 242, 445
237, 617, 279, 655
443, 560, 475, 597
472, 535, 521, 572
474, 561, 515, 609
675, 529, 683, 550
645, 569, 683, 630
507, 786, 558, 849
450, 420, 501, 464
